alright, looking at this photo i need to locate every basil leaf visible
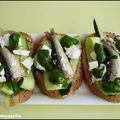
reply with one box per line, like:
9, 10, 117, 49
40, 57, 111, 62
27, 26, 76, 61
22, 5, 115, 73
61, 35, 79, 48
37, 49, 53, 71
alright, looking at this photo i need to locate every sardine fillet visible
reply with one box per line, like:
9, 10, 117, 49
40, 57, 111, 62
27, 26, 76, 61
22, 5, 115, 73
0, 47, 26, 81
51, 35, 74, 78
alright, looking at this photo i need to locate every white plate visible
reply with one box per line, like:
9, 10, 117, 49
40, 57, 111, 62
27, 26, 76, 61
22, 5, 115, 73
21, 33, 120, 105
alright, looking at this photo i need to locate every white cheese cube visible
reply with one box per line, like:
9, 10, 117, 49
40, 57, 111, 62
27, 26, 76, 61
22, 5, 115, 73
89, 61, 98, 70
21, 57, 33, 70
13, 50, 30, 56
3, 33, 10, 46
0, 33, 10, 47
65, 45, 81, 59
0, 75, 6, 82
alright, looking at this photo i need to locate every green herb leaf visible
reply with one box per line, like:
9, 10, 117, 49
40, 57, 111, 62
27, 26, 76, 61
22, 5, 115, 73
12, 83, 22, 94
37, 49, 53, 71
101, 78, 120, 95
92, 67, 104, 78
9, 33, 20, 50
61, 35, 79, 48
49, 69, 68, 86
93, 19, 101, 37
94, 43, 106, 64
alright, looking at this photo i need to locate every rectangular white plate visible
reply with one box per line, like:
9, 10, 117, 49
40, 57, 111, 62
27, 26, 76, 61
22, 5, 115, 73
23, 33, 120, 105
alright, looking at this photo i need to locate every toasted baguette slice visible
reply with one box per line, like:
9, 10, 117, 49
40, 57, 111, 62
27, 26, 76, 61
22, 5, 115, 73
82, 32, 120, 102
34, 33, 82, 99
2, 30, 35, 106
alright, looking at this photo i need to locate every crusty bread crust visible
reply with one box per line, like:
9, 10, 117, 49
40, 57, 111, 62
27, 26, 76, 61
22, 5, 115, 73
11, 90, 33, 106
82, 32, 120, 102
4, 30, 34, 106
34, 33, 82, 99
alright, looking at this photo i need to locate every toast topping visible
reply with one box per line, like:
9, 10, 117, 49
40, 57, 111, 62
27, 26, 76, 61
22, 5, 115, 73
34, 29, 81, 95
84, 19, 120, 96
85, 35, 120, 95
0, 30, 35, 96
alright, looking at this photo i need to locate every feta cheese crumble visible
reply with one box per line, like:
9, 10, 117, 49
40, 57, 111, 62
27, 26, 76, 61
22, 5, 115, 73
13, 50, 30, 56
0, 33, 10, 47
21, 57, 33, 70
65, 45, 81, 59
89, 61, 98, 70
